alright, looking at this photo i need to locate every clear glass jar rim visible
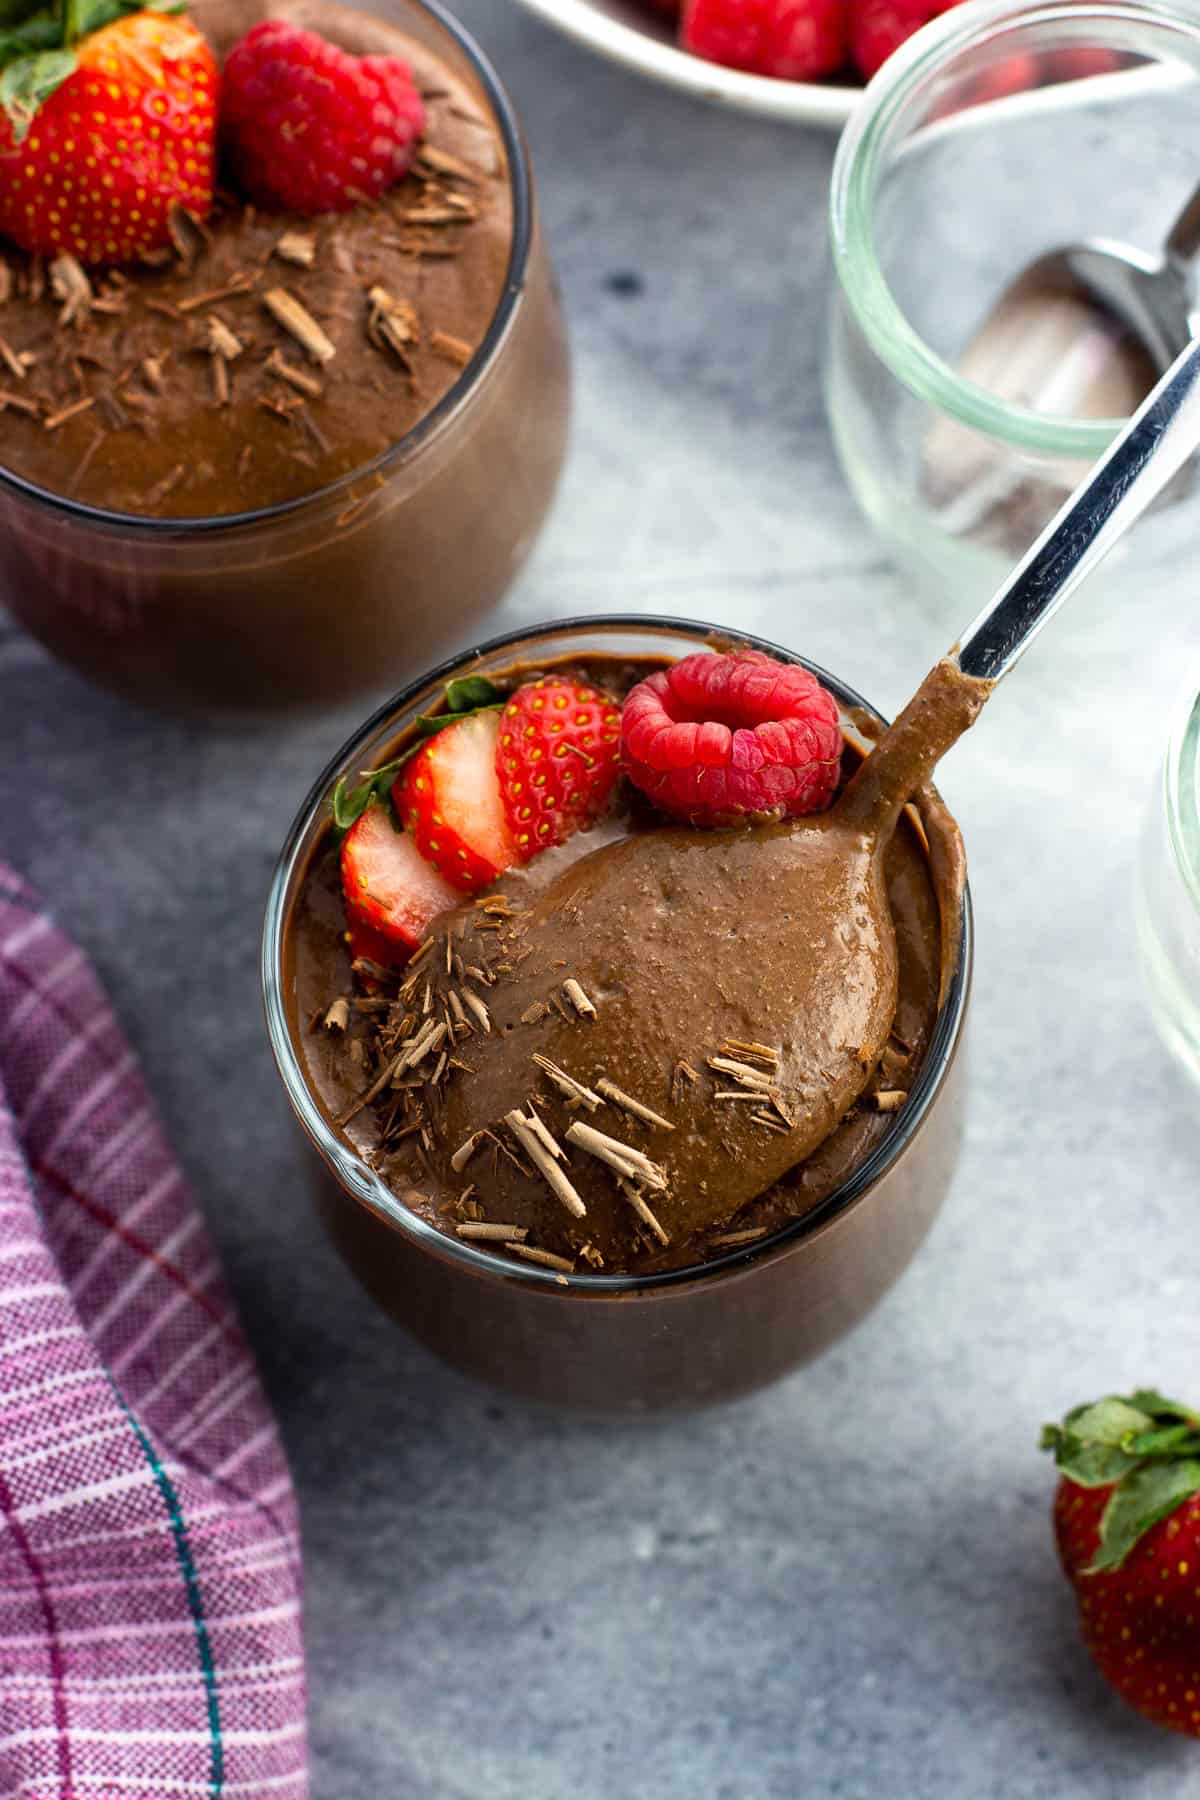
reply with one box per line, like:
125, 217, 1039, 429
1166, 680, 1200, 908
0, 0, 534, 538
261, 613, 974, 1296
829, 0, 1200, 458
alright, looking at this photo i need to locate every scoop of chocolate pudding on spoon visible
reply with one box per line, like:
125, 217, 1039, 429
426, 339, 1200, 1257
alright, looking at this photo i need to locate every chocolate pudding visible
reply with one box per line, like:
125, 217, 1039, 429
264, 620, 972, 1410
0, 0, 568, 711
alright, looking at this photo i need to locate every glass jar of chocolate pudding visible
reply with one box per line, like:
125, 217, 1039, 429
0, 0, 569, 715
263, 617, 973, 1412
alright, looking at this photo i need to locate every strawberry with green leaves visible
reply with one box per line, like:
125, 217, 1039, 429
0, 0, 217, 263
1042, 1389, 1200, 1737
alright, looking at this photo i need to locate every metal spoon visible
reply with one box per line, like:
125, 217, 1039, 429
924, 182, 1200, 541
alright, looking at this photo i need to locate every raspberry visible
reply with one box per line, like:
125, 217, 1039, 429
221, 21, 425, 215
682, 0, 847, 81
621, 651, 842, 826
850, 0, 963, 77
496, 678, 622, 858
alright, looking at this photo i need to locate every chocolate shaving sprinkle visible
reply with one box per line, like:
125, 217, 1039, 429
43, 396, 95, 432
49, 254, 92, 327
0, 388, 39, 417
532, 1054, 602, 1112
207, 314, 244, 361
0, 261, 11, 305
264, 287, 335, 364
323, 997, 351, 1033
265, 349, 322, 400
709, 1226, 769, 1248
595, 1079, 675, 1133
395, 201, 477, 228
564, 1121, 668, 1192
875, 1090, 908, 1113
416, 143, 481, 184
141, 355, 166, 394
507, 1244, 575, 1274
274, 230, 317, 269
366, 285, 420, 365
140, 462, 187, 508
562, 979, 597, 1020
504, 1109, 586, 1219
455, 1222, 527, 1243
615, 1176, 669, 1247
462, 990, 491, 1035
167, 204, 209, 266
450, 1130, 485, 1173
67, 432, 104, 494
210, 355, 230, 407
178, 273, 254, 314
429, 329, 472, 368
0, 333, 26, 381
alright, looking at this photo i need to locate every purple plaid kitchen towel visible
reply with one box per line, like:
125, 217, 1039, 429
0, 863, 307, 1797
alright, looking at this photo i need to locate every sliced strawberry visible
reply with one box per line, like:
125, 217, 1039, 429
393, 711, 518, 893
340, 804, 459, 959
495, 677, 622, 859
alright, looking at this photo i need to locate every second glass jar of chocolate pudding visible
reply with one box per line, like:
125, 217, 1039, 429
0, 0, 568, 715
264, 617, 972, 1411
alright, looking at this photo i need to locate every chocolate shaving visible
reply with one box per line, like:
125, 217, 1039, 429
0, 261, 11, 305
67, 432, 104, 494
395, 202, 477, 228
615, 1176, 669, 1247
366, 285, 420, 365
265, 349, 322, 400
0, 333, 26, 382
49, 254, 92, 327
42, 396, 95, 432
141, 355, 167, 394
562, 979, 597, 1020
875, 1090, 908, 1113
167, 204, 209, 266
504, 1110, 586, 1219
274, 231, 316, 269
178, 273, 254, 314
595, 1079, 675, 1133
207, 314, 244, 361
139, 463, 186, 508
323, 997, 351, 1032
0, 389, 40, 417
263, 287, 335, 364
564, 1122, 668, 1192
709, 1226, 769, 1248
210, 355, 230, 407
506, 1243, 575, 1274
455, 1222, 527, 1243
430, 329, 472, 368
416, 143, 481, 184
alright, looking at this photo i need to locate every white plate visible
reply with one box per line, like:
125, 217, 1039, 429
510, 0, 861, 129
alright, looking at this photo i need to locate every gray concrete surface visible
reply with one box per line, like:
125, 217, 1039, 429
2, 2, 1199, 1793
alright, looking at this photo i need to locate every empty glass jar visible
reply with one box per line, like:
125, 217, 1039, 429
827, 0, 1200, 613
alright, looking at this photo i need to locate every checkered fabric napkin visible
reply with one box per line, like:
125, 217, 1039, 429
0, 863, 307, 1797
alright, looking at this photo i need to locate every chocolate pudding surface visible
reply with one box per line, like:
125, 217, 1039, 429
285, 653, 967, 1278
0, 0, 513, 519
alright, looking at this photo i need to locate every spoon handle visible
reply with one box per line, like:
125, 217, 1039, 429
954, 337, 1200, 683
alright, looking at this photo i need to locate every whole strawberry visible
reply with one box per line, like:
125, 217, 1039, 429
683, 0, 847, 82
621, 651, 842, 827
1042, 1389, 1200, 1737
0, 9, 217, 263
221, 21, 425, 215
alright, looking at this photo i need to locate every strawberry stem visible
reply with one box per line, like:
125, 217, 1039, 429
1042, 1390, 1200, 1571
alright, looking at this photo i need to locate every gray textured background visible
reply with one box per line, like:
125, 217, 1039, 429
3, 2, 1200, 1794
